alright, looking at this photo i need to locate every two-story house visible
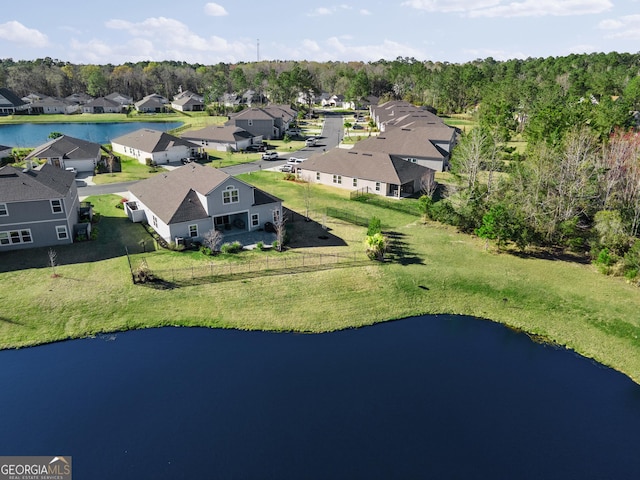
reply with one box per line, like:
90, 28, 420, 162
125, 163, 282, 244
0, 164, 80, 251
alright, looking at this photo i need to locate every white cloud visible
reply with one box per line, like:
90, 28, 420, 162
599, 14, 640, 39
80, 16, 251, 63
360, 9, 372, 15
276, 36, 426, 62
309, 7, 333, 16
0, 21, 49, 48
204, 3, 229, 16
470, 0, 613, 18
401, 0, 500, 13
402, 0, 613, 17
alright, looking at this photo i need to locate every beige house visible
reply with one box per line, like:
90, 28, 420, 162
298, 149, 435, 198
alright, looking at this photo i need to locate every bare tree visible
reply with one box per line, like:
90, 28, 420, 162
202, 228, 224, 253
272, 209, 286, 252
48, 248, 58, 277
420, 171, 438, 199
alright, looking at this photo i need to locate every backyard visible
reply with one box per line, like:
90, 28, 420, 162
0, 171, 639, 386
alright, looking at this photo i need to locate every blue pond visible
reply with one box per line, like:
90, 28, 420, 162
0, 121, 183, 148
0, 315, 639, 479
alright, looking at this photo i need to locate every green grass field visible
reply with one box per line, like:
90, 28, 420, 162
1, 170, 639, 385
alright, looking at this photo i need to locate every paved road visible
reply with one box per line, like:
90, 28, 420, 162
78, 112, 345, 195
222, 112, 344, 176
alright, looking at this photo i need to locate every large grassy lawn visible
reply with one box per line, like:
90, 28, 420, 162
1, 167, 639, 384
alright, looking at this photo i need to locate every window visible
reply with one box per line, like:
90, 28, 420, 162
0, 229, 32, 246
248, 119, 253, 126
56, 225, 68, 240
189, 224, 198, 237
50, 199, 63, 214
0, 203, 7, 216
223, 186, 239, 204
251, 213, 259, 227
273, 209, 281, 223
353, 178, 358, 187
152, 216, 158, 228
408, 158, 417, 163
332, 175, 342, 184
375, 182, 381, 191
316, 172, 320, 181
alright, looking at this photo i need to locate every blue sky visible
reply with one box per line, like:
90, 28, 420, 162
0, 0, 639, 64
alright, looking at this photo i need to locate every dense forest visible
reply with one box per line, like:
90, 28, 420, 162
2, 52, 640, 280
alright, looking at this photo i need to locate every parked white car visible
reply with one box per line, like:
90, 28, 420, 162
261, 151, 279, 160
305, 137, 317, 147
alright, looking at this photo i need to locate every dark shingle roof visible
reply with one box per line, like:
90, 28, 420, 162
129, 163, 230, 224
25, 135, 101, 161
112, 128, 199, 153
352, 126, 453, 159
0, 88, 26, 108
300, 149, 434, 184
182, 125, 254, 143
0, 164, 74, 202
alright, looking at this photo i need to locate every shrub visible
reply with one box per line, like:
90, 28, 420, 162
367, 216, 382, 236
220, 241, 242, 254
200, 246, 212, 256
255, 241, 264, 251
365, 232, 387, 261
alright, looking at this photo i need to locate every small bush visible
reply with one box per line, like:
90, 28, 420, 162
255, 241, 264, 251
200, 246, 212, 256
220, 241, 242, 254
367, 216, 382, 236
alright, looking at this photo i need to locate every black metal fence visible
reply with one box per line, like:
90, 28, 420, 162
133, 251, 368, 286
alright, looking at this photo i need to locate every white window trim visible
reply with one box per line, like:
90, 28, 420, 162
0, 203, 7, 216
375, 182, 381, 191
353, 178, 358, 187
251, 213, 259, 227
50, 199, 63, 214
223, 186, 239, 204
0, 229, 33, 246
189, 224, 198, 237
56, 225, 69, 240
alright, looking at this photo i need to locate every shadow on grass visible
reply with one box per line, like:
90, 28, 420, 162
0, 316, 25, 326
286, 209, 348, 248
139, 260, 371, 288
509, 248, 590, 265
0, 214, 155, 273
384, 230, 425, 266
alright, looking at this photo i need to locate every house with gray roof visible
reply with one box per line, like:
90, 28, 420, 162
82, 96, 124, 114
125, 163, 282, 244
25, 135, 102, 173
181, 125, 260, 152
370, 100, 443, 132
0, 88, 27, 115
226, 105, 296, 139
27, 96, 78, 115
134, 94, 169, 113
352, 125, 456, 172
111, 128, 201, 165
105, 92, 133, 108
0, 164, 80, 251
298, 149, 435, 198
171, 91, 205, 112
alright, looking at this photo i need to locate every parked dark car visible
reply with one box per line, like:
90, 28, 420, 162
246, 144, 267, 152
181, 157, 195, 164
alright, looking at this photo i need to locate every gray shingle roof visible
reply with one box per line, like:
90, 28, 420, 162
0, 88, 26, 108
352, 126, 453, 159
0, 164, 75, 202
182, 125, 254, 143
128, 163, 231, 224
112, 128, 199, 153
25, 135, 101, 161
301, 149, 434, 184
